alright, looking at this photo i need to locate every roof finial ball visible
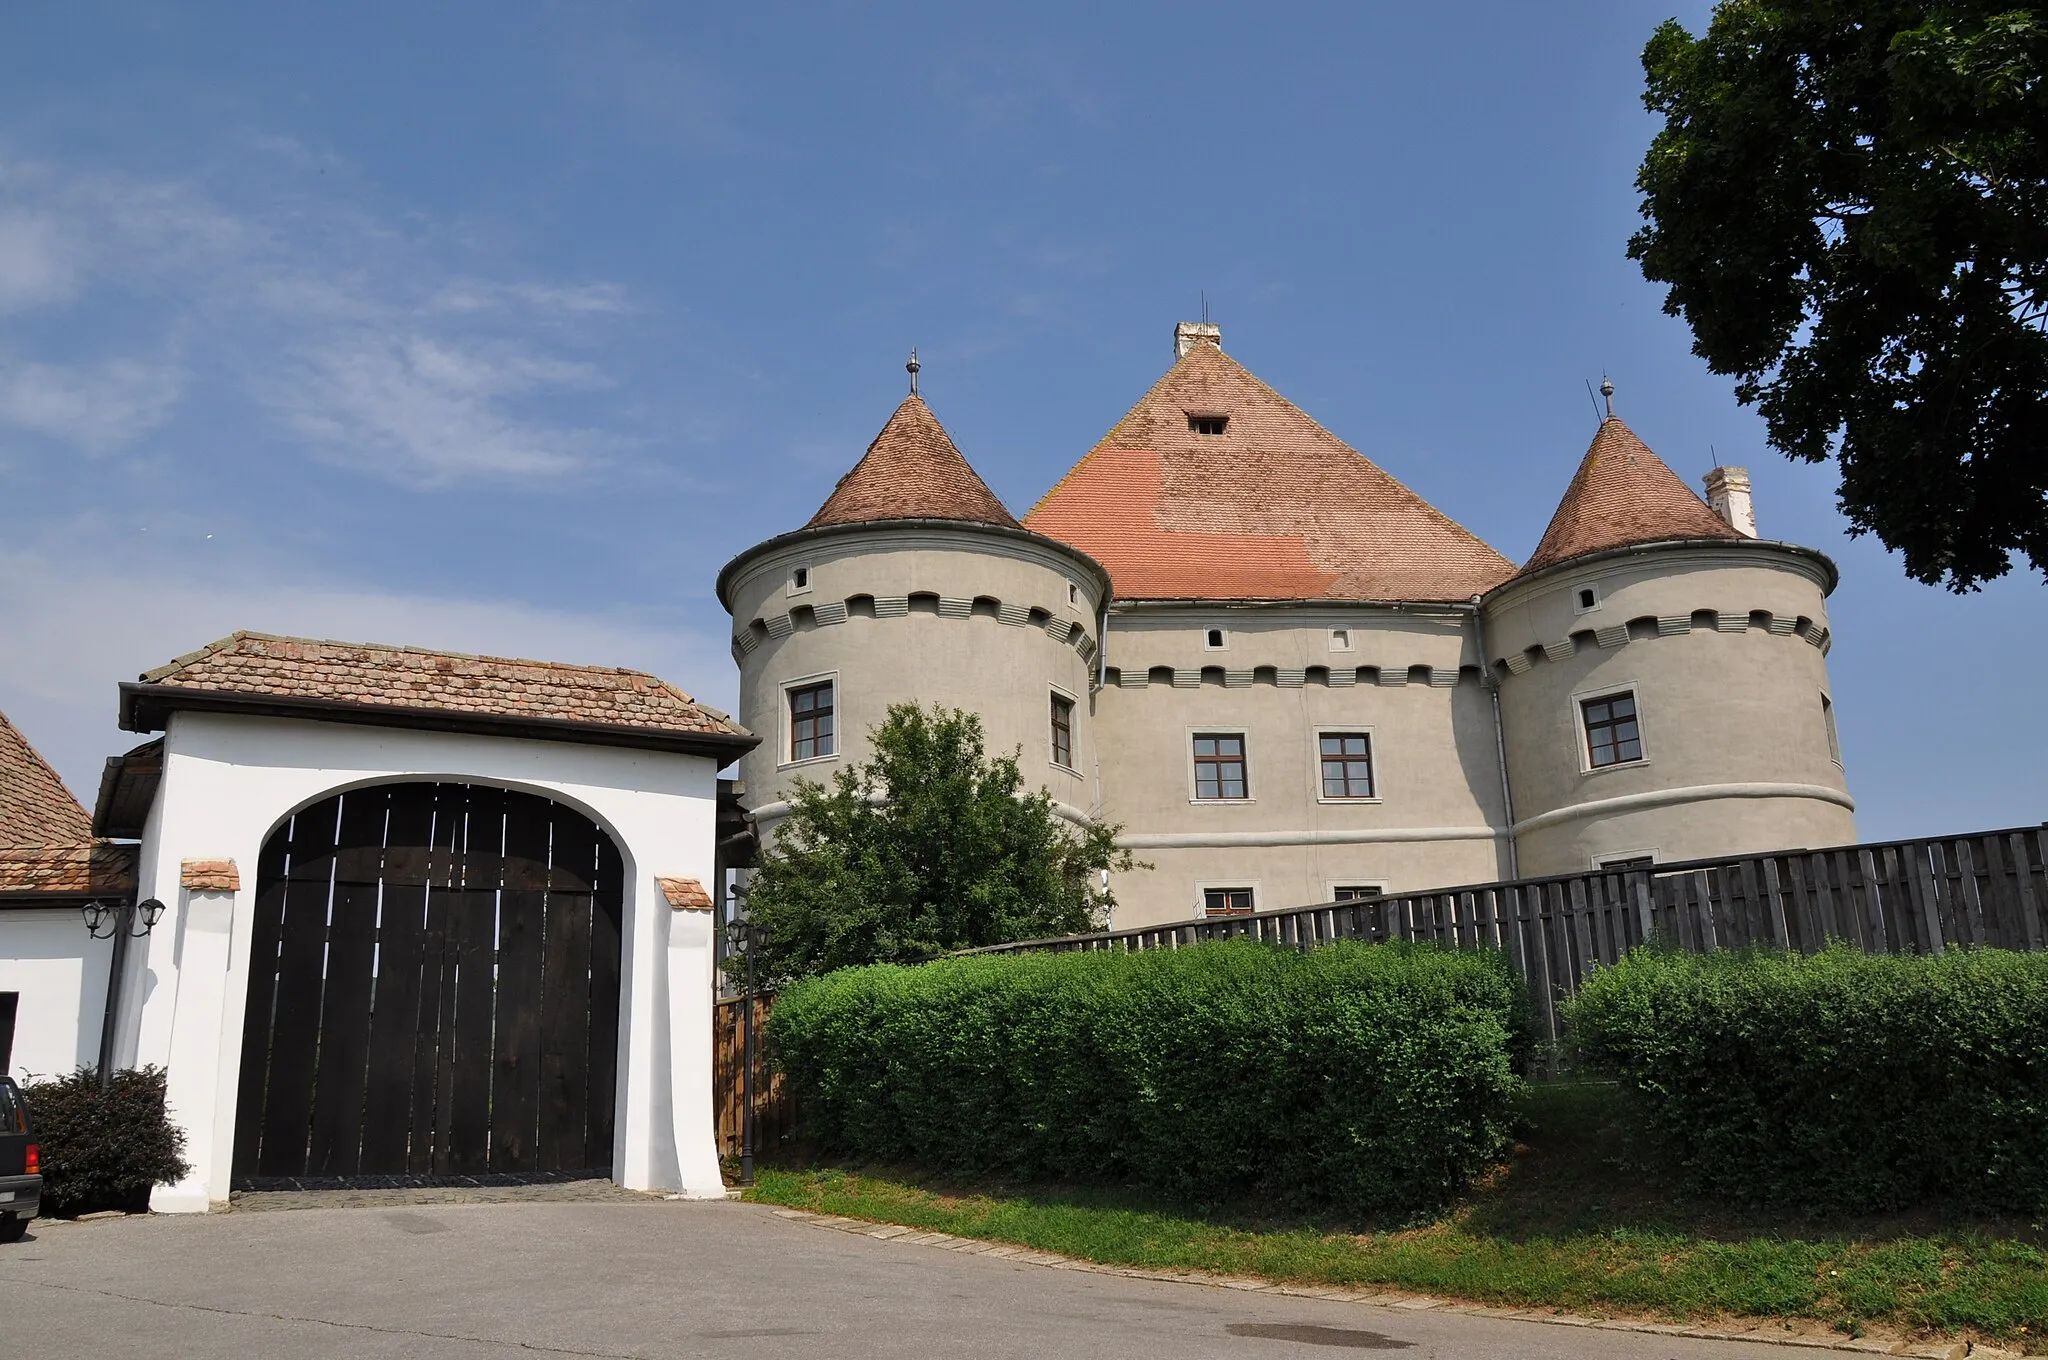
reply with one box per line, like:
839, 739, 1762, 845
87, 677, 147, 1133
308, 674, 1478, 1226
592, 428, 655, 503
1600, 376, 1615, 420
907, 347, 920, 398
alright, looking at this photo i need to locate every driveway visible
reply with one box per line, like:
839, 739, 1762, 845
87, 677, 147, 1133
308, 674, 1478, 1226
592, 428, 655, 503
0, 1198, 1878, 1358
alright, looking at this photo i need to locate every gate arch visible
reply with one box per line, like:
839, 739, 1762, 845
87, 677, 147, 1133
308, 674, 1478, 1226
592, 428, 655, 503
232, 782, 624, 1185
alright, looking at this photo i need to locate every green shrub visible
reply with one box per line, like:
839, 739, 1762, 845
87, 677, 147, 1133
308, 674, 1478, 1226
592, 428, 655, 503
769, 940, 1529, 1219
1567, 944, 2048, 1212
23, 1066, 190, 1216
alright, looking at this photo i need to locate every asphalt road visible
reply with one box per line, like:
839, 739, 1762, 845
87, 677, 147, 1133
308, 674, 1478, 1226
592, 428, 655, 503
0, 1199, 1845, 1359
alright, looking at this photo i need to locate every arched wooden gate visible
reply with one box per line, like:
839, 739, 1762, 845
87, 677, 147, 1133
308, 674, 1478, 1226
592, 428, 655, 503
232, 782, 623, 1186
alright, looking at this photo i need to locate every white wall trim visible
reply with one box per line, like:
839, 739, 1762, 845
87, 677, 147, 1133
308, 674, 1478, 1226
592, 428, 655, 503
1513, 782, 1857, 836
1120, 825, 1504, 850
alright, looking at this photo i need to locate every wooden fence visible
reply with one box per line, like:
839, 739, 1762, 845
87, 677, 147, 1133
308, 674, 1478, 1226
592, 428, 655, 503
712, 993, 794, 1160
960, 825, 2048, 1042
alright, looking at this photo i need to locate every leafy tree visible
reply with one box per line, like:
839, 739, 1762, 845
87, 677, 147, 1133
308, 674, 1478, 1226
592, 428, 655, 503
738, 703, 1139, 986
1630, 2, 2048, 590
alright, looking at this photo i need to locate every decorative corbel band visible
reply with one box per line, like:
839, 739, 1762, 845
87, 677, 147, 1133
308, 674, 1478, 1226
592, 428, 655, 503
656, 876, 714, 911
181, 859, 240, 893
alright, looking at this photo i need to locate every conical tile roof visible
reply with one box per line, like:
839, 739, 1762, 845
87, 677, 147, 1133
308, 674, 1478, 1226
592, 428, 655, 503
807, 395, 1018, 530
1024, 338, 1515, 601
1522, 416, 1740, 576
0, 709, 90, 847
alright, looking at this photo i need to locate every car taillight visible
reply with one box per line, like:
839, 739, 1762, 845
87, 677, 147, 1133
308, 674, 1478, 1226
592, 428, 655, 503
24, 1143, 36, 1175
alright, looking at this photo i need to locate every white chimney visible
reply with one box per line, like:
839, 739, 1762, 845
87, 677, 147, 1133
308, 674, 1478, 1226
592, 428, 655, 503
1174, 321, 1221, 359
1703, 466, 1757, 538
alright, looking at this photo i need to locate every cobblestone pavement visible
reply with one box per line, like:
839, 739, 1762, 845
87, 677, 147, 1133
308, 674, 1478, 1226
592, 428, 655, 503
227, 1176, 667, 1212
0, 1198, 1975, 1359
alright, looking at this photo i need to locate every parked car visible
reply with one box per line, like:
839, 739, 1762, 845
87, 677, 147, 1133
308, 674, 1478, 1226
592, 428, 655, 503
0, 1077, 40, 1241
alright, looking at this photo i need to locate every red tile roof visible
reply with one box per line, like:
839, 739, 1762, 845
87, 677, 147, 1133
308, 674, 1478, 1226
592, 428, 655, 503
1024, 339, 1516, 602
656, 876, 714, 911
0, 709, 91, 847
808, 395, 1019, 530
131, 633, 749, 742
0, 842, 138, 898
1522, 417, 1741, 576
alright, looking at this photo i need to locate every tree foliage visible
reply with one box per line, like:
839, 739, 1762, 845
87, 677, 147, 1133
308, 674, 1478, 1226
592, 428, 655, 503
739, 703, 1138, 986
1631, 2, 2048, 589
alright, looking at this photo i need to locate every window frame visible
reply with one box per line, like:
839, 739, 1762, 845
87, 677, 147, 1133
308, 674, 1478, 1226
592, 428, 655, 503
1574, 683, 1648, 773
1313, 726, 1380, 803
780, 672, 839, 769
1187, 728, 1252, 803
1198, 883, 1257, 917
787, 564, 813, 597
1202, 626, 1228, 651
1572, 581, 1601, 613
1328, 883, 1386, 904
1187, 413, 1230, 436
1328, 627, 1353, 652
1048, 687, 1077, 772
1821, 690, 1842, 766
1596, 852, 1657, 872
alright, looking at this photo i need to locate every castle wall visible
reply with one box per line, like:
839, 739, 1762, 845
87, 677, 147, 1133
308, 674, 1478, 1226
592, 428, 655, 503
1094, 606, 1511, 927
1482, 543, 1854, 875
725, 525, 1105, 840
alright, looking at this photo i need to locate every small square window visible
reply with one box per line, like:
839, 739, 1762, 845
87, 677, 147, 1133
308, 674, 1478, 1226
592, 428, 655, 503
1574, 584, 1599, 612
790, 566, 812, 593
1319, 732, 1375, 798
1050, 693, 1075, 769
1332, 885, 1383, 903
1188, 414, 1229, 436
1192, 733, 1248, 800
1202, 887, 1254, 917
1204, 628, 1226, 649
1581, 692, 1643, 769
789, 680, 835, 761
1329, 628, 1352, 652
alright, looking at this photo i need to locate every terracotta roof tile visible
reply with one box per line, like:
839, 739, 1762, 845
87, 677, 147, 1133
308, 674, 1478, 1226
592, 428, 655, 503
0, 709, 91, 847
135, 633, 749, 740
181, 859, 240, 893
1522, 417, 1741, 576
1024, 339, 1515, 602
656, 876, 713, 911
808, 395, 1019, 530
0, 842, 137, 898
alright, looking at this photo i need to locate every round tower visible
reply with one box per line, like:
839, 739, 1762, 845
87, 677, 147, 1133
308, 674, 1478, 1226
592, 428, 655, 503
1481, 410, 1854, 875
717, 382, 1112, 846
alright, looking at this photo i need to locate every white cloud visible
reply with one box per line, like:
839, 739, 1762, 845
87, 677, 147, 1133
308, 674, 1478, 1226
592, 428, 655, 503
0, 211, 75, 313
0, 542, 739, 807
0, 356, 186, 450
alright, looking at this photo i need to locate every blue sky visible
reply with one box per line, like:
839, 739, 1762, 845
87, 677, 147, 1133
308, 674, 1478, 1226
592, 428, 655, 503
0, 1, 2040, 841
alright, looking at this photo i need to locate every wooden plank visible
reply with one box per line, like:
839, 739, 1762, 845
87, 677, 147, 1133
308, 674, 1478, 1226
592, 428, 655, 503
417, 785, 466, 1174
1908, 843, 1946, 956
304, 789, 389, 1177
1807, 852, 1842, 947
256, 796, 341, 1177
539, 804, 598, 1169
489, 792, 551, 1172
1630, 872, 1654, 954
1853, 849, 1886, 952
230, 825, 293, 1177
443, 784, 505, 1173
1759, 858, 1793, 951
1522, 886, 1558, 1044
2010, 833, 2048, 951
584, 830, 626, 1171
1567, 878, 1596, 992
1955, 840, 1992, 950
358, 784, 435, 1174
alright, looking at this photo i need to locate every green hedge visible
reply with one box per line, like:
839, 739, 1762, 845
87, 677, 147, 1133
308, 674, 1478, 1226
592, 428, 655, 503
23, 1066, 190, 1216
769, 940, 1530, 1218
1567, 945, 2048, 1212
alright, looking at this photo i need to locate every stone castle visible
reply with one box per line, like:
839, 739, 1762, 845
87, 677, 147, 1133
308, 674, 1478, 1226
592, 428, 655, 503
719, 322, 1854, 928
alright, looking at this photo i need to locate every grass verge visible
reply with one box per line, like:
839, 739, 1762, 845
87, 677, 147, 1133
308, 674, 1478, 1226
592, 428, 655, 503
746, 1082, 2048, 1349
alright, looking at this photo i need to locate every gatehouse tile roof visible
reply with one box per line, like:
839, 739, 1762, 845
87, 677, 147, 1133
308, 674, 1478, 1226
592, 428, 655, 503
0, 842, 139, 898
131, 632, 750, 742
1521, 416, 1741, 576
1024, 338, 1517, 602
807, 395, 1020, 530
0, 710, 92, 847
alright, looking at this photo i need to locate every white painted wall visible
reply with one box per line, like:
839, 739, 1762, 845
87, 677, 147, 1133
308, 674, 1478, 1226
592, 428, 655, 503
0, 910, 113, 1083
114, 710, 727, 1211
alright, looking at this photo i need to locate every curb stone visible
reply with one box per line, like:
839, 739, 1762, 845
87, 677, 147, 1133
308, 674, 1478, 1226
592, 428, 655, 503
758, 1205, 2017, 1358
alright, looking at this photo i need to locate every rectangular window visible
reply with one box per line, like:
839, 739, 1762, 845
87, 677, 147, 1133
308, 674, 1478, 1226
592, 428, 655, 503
0, 991, 14, 1077
1580, 692, 1643, 769
1050, 693, 1074, 769
1599, 855, 1654, 871
1821, 692, 1841, 763
789, 681, 835, 761
1332, 885, 1382, 903
1318, 732, 1376, 798
1192, 733, 1247, 800
1203, 887, 1254, 916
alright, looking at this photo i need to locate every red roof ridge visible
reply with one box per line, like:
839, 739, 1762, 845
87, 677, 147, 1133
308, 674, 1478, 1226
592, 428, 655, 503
1521, 416, 1741, 576
139, 630, 692, 688
807, 394, 1018, 530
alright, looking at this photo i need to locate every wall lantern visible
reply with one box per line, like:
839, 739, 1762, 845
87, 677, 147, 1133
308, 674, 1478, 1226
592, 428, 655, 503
84, 898, 165, 1088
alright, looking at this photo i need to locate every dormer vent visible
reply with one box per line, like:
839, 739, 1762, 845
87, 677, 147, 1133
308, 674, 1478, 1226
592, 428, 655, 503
1188, 414, 1229, 436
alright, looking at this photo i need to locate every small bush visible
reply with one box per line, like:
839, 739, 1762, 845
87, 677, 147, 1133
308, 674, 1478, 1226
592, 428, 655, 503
769, 940, 1529, 1219
1567, 944, 2048, 1212
23, 1066, 191, 1216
